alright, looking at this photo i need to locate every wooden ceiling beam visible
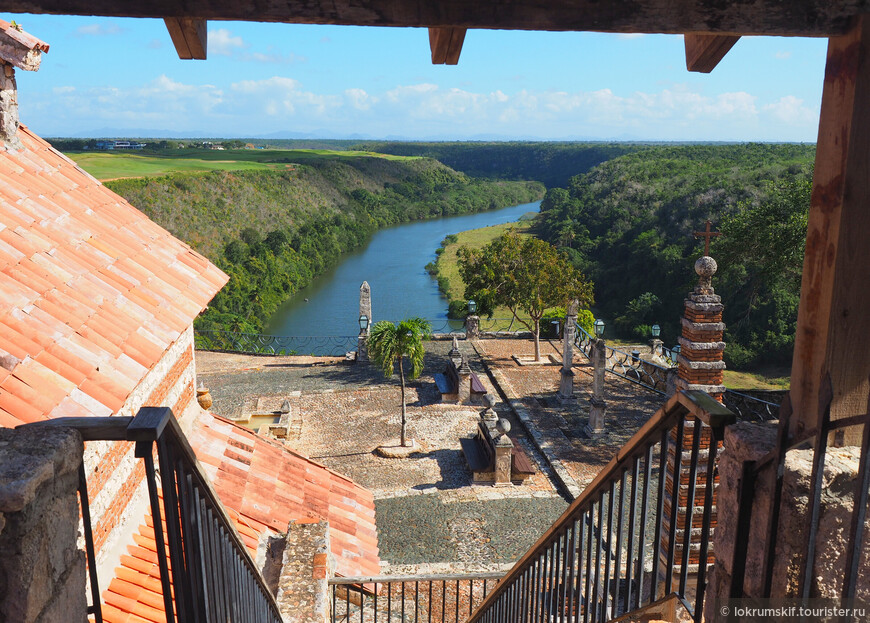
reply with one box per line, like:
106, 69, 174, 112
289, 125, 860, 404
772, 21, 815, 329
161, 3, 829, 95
164, 17, 207, 60
429, 27, 466, 65
2, 0, 864, 37
684, 33, 740, 73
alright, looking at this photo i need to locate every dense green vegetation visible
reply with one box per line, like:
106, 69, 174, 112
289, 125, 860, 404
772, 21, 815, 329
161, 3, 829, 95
537, 143, 814, 368
100, 156, 543, 333
353, 142, 644, 187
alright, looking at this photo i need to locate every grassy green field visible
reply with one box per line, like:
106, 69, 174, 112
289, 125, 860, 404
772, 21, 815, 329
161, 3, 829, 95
723, 367, 791, 390
434, 218, 535, 317
67, 148, 419, 181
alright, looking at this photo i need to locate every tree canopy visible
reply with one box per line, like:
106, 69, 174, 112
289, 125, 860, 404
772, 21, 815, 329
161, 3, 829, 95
367, 317, 431, 446
458, 232, 593, 360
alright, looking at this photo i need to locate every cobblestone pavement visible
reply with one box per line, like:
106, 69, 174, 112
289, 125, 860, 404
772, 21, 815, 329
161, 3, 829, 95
195, 337, 663, 574
474, 339, 665, 490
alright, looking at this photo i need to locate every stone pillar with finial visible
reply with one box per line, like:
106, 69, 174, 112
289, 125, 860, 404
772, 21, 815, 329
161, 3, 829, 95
586, 338, 607, 436
358, 281, 371, 361
662, 221, 725, 578
559, 299, 579, 400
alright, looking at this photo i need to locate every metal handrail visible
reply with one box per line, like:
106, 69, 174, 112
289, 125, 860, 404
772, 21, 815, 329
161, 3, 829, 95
26, 408, 282, 623
574, 324, 672, 394
467, 390, 735, 623
330, 572, 504, 622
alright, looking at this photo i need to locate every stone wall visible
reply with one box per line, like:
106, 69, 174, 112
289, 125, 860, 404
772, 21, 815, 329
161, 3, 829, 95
276, 519, 335, 623
0, 426, 87, 623
705, 421, 870, 620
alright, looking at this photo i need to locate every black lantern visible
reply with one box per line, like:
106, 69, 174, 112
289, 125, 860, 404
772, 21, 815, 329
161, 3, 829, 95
593, 318, 605, 337
468, 300, 477, 314
672, 344, 681, 356
359, 314, 369, 331
651, 324, 661, 338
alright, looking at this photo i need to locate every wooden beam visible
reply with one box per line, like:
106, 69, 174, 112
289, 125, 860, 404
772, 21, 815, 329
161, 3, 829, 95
164, 17, 207, 60
3, 0, 865, 37
429, 27, 466, 65
684, 33, 739, 72
788, 15, 870, 440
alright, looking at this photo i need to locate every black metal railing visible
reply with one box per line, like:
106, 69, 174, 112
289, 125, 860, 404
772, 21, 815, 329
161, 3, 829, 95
27, 408, 282, 623
575, 324, 782, 421
730, 374, 870, 602
330, 572, 503, 623
721, 389, 780, 422
195, 329, 358, 356
574, 325, 672, 395
467, 391, 735, 623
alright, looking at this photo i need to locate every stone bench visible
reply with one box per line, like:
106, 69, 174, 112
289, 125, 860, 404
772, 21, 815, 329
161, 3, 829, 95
434, 355, 487, 404
460, 410, 535, 485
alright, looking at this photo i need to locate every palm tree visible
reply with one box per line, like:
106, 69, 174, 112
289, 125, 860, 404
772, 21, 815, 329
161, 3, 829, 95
367, 317, 430, 447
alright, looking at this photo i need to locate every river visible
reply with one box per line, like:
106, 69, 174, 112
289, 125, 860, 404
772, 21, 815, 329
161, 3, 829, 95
264, 200, 541, 337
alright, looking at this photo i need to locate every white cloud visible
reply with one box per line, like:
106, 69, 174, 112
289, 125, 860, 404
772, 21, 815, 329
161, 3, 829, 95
209, 29, 246, 56
775, 50, 793, 60
75, 22, 124, 37
763, 95, 816, 124
242, 51, 306, 65
618, 33, 646, 40
23, 75, 821, 141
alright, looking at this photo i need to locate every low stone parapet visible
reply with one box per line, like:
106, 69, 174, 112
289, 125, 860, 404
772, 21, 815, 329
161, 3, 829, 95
0, 426, 87, 623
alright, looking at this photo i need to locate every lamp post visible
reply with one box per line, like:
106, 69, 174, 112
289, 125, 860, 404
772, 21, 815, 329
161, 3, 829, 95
357, 314, 369, 362
465, 299, 480, 340
650, 323, 663, 357
587, 318, 607, 436
594, 318, 605, 338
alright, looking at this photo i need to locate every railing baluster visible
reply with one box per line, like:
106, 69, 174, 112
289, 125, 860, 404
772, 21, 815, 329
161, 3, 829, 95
614, 472, 626, 618
679, 416, 702, 597
566, 520, 577, 623
695, 427, 722, 621
77, 462, 103, 623
592, 493, 603, 622
583, 506, 594, 623
651, 427, 668, 602
602, 481, 615, 621
665, 417, 684, 594
624, 455, 639, 614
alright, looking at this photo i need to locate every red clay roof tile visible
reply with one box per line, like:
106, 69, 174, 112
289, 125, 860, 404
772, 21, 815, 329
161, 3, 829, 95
0, 126, 227, 428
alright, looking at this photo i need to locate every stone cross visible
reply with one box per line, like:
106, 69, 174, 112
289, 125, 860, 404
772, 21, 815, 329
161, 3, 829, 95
693, 220, 721, 256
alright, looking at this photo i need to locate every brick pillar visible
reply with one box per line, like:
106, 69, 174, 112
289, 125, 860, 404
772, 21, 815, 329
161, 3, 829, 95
661, 254, 726, 589
675, 255, 726, 401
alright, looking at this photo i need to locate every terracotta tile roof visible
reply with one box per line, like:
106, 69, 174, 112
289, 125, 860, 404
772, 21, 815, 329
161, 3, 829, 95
0, 19, 50, 53
0, 125, 227, 426
189, 412, 381, 579
102, 415, 381, 621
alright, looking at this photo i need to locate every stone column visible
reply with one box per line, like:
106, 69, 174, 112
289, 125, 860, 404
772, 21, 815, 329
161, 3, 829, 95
493, 419, 513, 486
0, 426, 87, 623
465, 314, 480, 340
457, 355, 472, 404
586, 338, 607, 436
559, 300, 578, 400
0, 63, 22, 150
675, 256, 726, 401
663, 253, 727, 587
649, 338, 663, 358
358, 281, 371, 361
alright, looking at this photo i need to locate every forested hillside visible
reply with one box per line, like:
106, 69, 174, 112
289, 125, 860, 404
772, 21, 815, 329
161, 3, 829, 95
538, 143, 815, 368
354, 142, 642, 187
105, 157, 543, 333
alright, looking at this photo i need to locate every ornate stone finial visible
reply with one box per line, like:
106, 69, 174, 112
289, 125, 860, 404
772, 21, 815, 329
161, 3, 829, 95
458, 354, 472, 375
496, 418, 511, 435
694, 255, 718, 295
280, 399, 291, 414
449, 336, 461, 360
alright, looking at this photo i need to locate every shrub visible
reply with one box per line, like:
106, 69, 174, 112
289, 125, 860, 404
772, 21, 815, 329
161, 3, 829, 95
447, 299, 468, 319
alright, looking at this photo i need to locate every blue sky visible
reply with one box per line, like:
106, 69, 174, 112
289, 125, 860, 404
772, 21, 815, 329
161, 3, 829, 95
9, 14, 828, 141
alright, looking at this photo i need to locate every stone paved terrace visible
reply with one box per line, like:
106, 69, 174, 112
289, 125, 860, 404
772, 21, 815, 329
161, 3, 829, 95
195, 337, 663, 575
